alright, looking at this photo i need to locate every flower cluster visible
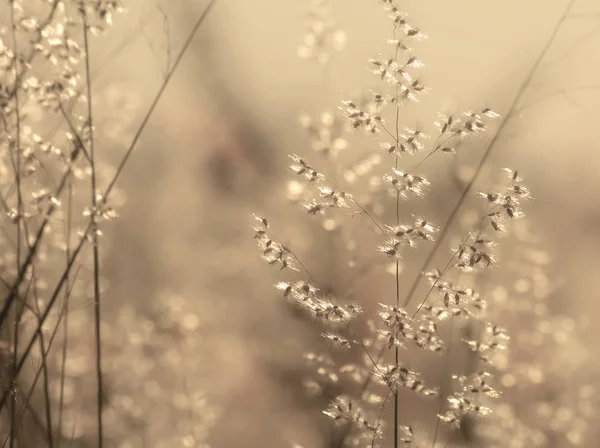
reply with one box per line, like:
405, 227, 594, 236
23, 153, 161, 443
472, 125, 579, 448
383, 168, 430, 198
302, 185, 350, 215
412, 314, 445, 352
339, 100, 385, 134
382, 127, 429, 155
378, 216, 438, 257
276, 280, 361, 323
378, 304, 413, 348
439, 372, 501, 427
480, 169, 532, 228
252, 214, 299, 270
290, 154, 322, 182
289, 154, 352, 215
323, 395, 380, 442
373, 363, 437, 396
377, 303, 445, 354
463, 322, 509, 364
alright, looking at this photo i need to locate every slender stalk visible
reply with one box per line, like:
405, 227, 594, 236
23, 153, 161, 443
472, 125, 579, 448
79, 4, 103, 445
57, 178, 73, 447
431, 316, 454, 447
372, 392, 392, 448
9, 3, 22, 445
31, 276, 54, 448
392, 22, 401, 448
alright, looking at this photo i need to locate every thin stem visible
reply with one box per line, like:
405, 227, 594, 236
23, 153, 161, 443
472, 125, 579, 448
379, 122, 399, 142
9, 3, 22, 445
57, 177, 73, 447
371, 392, 393, 448
360, 342, 385, 377
79, 5, 103, 446
431, 315, 455, 447
359, 344, 386, 398
392, 21, 401, 448
31, 275, 54, 448
317, 172, 386, 235
349, 198, 386, 235
57, 101, 92, 163
409, 132, 455, 174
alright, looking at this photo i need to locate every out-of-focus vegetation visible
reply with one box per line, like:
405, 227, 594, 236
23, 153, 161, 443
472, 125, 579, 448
1, 0, 599, 447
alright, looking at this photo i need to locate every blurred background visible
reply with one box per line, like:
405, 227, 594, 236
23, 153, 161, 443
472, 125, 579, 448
2, 0, 600, 446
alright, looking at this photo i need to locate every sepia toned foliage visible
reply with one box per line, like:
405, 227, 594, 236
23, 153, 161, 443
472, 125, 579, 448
1, 0, 598, 447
